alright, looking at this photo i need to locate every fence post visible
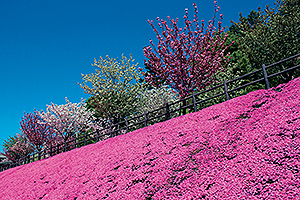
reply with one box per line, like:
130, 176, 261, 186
223, 79, 230, 101
165, 102, 170, 120
84, 132, 87, 146
64, 140, 67, 152
182, 99, 187, 115
144, 111, 148, 127
44, 149, 47, 159
262, 64, 270, 89
42, 149, 45, 159
96, 129, 99, 142
125, 118, 129, 133
57, 143, 59, 155
109, 121, 113, 138
49, 144, 52, 157
73, 137, 76, 149
192, 91, 197, 112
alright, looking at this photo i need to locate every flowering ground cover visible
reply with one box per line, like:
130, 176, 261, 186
1, 78, 300, 199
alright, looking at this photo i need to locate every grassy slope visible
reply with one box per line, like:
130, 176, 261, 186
0, 78, 300, 199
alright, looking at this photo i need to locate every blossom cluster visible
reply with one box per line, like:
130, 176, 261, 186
20, 111, 57, 152
128, 85, 181, 129
37, 97, 105, 144
143, 1, 233, 98
0, 76, 299, 199
2, 97, 107, 163
78, 54, 149, 126
1, 133, 34, 163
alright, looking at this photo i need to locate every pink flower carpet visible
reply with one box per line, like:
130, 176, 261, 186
1, 78, 300, 199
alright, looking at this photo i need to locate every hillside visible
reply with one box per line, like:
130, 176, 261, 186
0, 78, 300, 199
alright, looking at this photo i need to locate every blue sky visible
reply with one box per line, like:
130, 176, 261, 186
0, 0, 275, 152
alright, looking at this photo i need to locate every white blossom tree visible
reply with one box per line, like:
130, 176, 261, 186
78, 54, 149, 126
37, 97, 106, 145
135, 85, 180, 115
127, 85, 181, 130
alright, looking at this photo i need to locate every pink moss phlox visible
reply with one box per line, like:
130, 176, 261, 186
0, 78, 300, 199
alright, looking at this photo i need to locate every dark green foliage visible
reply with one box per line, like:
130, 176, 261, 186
229, 0, 300, 87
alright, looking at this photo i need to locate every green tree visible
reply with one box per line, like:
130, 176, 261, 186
176, 0, 300, 116
230, 0, 300, 87
78, 54, 149, 129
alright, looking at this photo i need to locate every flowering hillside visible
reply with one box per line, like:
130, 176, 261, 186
1, 78, 300, 199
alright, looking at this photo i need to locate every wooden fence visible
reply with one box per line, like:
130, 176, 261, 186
1, 53, 300, 172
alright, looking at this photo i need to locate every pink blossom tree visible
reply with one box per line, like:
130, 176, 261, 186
143, 1, 233, 99
1, 133, 34, 163
37, 97, 106, 147
20, 111, 58, 153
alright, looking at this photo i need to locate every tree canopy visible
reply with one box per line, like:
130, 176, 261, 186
78, 54, 149, 125
229, 0, 300, 85
142, 2, 233, 99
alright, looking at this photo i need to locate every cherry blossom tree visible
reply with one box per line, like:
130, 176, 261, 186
20, 111, 57, 152
105, 85, 182, 133
135, 85, 180, 113
129, 85, 181, 129
37, 97, 105, 146
1, 133, 34, 163
143, 1, 233, 99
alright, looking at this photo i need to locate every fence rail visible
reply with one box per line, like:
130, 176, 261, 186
1, 53, 300, 172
